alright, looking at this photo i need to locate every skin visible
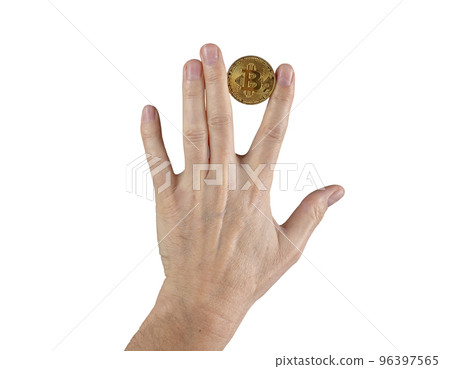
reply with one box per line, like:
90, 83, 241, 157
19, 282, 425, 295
125, 44, 344, 351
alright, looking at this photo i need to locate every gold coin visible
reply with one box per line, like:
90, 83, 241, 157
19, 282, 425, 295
227, 56, 276, 105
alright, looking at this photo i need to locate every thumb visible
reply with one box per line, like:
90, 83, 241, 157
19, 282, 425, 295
281, 185, 345, 254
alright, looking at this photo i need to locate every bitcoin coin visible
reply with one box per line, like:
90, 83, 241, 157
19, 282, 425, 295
227, 56, 276, 105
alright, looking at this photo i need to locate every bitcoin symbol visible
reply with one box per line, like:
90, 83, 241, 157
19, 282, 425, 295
239, 63, 261, 97
228, 56, 275, 104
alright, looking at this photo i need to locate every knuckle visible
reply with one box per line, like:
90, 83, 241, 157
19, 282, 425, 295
208, 112, 232, 128
264, 123, 286, 142
271, 90, 294, 105
184, 129, 208, 143
308, 203, 326, 226
204, 68, 225, 83
141, 125, 156, 139
183, 82, 203, 99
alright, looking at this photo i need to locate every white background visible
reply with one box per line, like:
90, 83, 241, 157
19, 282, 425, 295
1, 0, 449, 368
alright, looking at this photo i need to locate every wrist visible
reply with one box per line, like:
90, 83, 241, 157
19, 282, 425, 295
126, 279, 250, 350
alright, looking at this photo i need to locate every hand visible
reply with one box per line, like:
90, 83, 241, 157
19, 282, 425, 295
125, 43, 344, 351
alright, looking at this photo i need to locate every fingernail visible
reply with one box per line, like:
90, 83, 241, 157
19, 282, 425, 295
277, 65, 294, 86
186, 60, 202, 80
327, 188, 345, 207
142, 105, 156, 122
201, 44, 219, 65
